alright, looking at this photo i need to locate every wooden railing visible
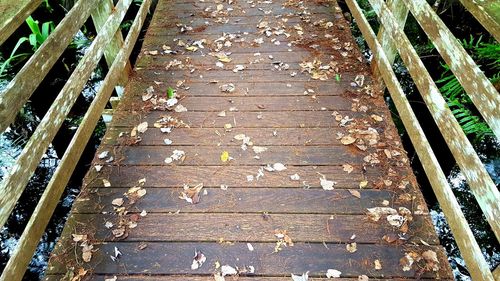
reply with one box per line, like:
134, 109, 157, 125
0, 0, 152, 279
344, 0, 499, 280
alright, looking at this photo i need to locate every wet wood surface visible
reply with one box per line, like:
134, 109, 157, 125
45, 0, 452, 280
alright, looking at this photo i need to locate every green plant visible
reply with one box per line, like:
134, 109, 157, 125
437, 36, 499, 141
0, 39, 31, 78
0, 16, 54, 78
25, 16, 55, 51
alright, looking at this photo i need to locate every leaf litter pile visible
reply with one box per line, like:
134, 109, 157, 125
59, 0, 449, 280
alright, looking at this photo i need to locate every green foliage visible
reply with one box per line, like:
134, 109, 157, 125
437, 36, 498, 141
167, 87, 175, 99
0, 16, 54, 78
24, 16, 55, 51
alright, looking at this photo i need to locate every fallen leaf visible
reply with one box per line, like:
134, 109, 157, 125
221, 265, 238, 276
220, 151, 230, 162
291, 272, 309, 281
358, 275, 369, 281
247, 243, 254, 251
191, 250, 206, 270
326, 269, 342, 278
81, 243, 93, 262
290, 174, 300, 181
174, 104, 188, 112
320, 177, 336, 190
72, 234, 87, 242
422, 250, 440, 271
371, 114, 383, 122
342, 164, 353, 173
98, 151, 109, 159
272, 163, 287, 171
112, 198, 123, 207
346, 242, 357, 253
359, 180, 368, 188
374, 259, 382, 270
366, 207, 397, 221
348, 189, 361, 199
340, 136, 356, 145
137, 122, 148, 134
179, 183, 204, 204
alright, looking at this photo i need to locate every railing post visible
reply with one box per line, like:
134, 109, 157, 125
91, 0, 132, 97
371, 0, 408, 90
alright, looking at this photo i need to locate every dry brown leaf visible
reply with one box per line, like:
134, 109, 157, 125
346, 242, 357, 253
348, 189, 361, 199
112, 198, 124, 207
374, 259, 382, 270
342, 164, 353, 174
340, 136, 356, 145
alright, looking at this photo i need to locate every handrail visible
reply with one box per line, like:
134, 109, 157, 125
0, 0, 43, 45
345, 0, 499, 280
0, 0, 151, 279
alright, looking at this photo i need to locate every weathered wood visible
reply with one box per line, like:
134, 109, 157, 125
118, 96, 355, 112
458, 0, 500, 42
345, 0, 494, 280
102, 127, 378, 146
110, 111, 382, 128
0, 0, 102, 132
370, 0, 408, 88
370, 0, 500, 244
94, 145, 366, 166
119, 79, 361, 97
64, 213, 438, 244
0, 0, 133, 230
401, 0, 500, 139
135, 69, 362, 83
91, 0, 132, 86
0, 0, 43, 45
85, 165, 389, 189
44, 277, 451, 281
72, 188, 411, 214
47, 242, 452, 278
0, 1, 151, 280
45, 0, 451, 279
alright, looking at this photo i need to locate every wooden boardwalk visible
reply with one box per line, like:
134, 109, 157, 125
45, 0, 453, 280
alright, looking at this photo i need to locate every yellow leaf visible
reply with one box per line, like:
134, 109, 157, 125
220, 151, 230, 162
186, 46, 198, 52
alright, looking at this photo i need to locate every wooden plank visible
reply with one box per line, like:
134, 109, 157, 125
84, 166, 393, 189
345, 1, 494, 280
0, 0, 133, 230
0, 1, 152, 280
134, 69, 363, 83
91, 0, 132, 86
0, 0, 102, 132
117, 95, 355, 112
370, 0, 408, 89
63, 213, 439, 244
44, 276, 450, 281
0, 0, 43, 45
401, 0, 500, 139
370, 0, 500, 243
110, 111, 381, 128
94, 145, 366, 166
73, 188, 406, 214
47, 242, 453, 278
458, 0, 500, 42
102, 127, 372, 146
118, 79, 361, 97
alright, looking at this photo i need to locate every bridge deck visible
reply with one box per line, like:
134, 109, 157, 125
45, 0, 452, 280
